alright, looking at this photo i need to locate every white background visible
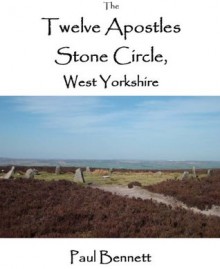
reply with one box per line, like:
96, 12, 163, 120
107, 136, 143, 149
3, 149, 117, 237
0, 0, 220, 95
0, 239, 219, 269
0, 0, 220, 268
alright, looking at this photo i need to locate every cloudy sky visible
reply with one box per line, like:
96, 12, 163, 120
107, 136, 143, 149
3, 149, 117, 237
0, 96, 220, 160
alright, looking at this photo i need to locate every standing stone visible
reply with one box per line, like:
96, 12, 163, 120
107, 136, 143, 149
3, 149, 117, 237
86, 166, 91, 173
109, 168, 113, 174
55, 165, 61, 175
2, 166, 15, 179
207, 169, 213, 177
192, 166, 197, 178
155, 171, 162, 176
24, 168, 35, 179
180, 171, 190, 180
33, 169, 39, 175
74, 168, 85, 183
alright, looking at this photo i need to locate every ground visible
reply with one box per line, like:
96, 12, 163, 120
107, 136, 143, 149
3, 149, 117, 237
0, 166, 219, 237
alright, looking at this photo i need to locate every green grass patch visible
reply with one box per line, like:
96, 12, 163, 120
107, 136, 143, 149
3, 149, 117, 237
1, 171, 208, 187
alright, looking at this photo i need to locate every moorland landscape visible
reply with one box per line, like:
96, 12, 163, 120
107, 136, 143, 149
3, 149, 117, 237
1, 165, 220, 238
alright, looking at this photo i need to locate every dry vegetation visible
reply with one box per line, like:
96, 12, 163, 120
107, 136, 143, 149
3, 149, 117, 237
1, 178, 220, 238
145, 173, 220, 210
1, 166, 219, 238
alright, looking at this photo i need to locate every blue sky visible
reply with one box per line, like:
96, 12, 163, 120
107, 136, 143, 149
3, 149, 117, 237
0, 96, 220, 160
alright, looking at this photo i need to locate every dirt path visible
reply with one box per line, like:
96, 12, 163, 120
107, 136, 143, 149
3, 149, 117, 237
93, 185, 220, 218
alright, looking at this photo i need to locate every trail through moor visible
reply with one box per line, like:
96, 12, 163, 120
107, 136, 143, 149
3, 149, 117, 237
93, 185, 220, 218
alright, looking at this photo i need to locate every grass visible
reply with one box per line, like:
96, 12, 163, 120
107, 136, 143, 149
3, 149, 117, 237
85, 171, 182, 186
0, 170, 208, 186
1, 170, 180, 186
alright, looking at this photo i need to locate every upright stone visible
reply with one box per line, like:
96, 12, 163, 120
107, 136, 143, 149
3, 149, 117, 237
192, 166, 197, 178
74, 168, 85, 183
156, 171, 162, 176
180, 171, 190, 180
109, 168, 113, 174
24, 168, 35, 179
207, 169, 213, 177
86, 166, 91, 173
33, 169, 39, 175
55, 165, 61, 175
2, 166, 15, 179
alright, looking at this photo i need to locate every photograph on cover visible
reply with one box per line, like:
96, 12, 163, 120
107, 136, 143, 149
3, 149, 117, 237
1, 96, 220, 238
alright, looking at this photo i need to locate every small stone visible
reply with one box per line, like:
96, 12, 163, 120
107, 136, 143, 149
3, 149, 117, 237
102, 175, 110, 179
33, 169, 39, 175
180, 171, 190, 180
155, 171, 162, 176
86, 166, 91, 173
128, 181, 142, 189
109, 168, 113, 174
24, 168, 36, 179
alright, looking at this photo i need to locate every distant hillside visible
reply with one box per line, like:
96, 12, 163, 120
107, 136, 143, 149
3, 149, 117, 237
1, 157, 220, 170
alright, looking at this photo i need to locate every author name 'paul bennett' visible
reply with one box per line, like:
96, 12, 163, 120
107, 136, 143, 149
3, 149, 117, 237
70, 250, 152, 264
